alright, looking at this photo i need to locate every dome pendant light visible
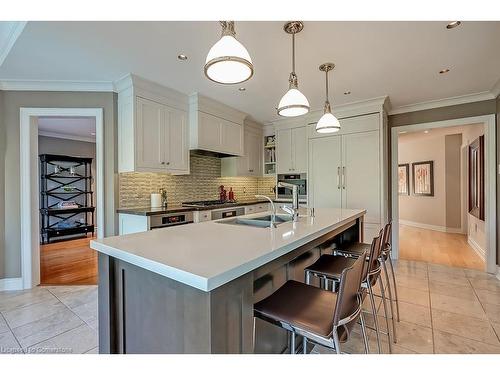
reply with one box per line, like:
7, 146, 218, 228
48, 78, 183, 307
277, 21, 310, 117
204, 21, 254, 85
315, 63, 341, 133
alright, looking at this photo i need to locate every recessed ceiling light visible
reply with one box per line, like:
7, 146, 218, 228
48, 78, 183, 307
177, 54, 188, 61
424, 130, 429, 134
238, 87, 246, 91
439, 68, 450, 74
446, 21, 461, 29
344, 91, 351, 95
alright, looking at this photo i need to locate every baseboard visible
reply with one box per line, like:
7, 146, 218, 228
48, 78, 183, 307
0, 277, 23, 291
399, 220, 464, 234
496, 267, 500, 282
467, 237, 486, 261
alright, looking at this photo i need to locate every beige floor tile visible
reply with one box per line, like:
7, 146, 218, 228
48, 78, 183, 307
431, 309, 500, 346
84, 346, 99, 354
396, 285, 430, 307
433, 330, 500, 354
49, 286, 98, 309
394, 265, 428, 279
428, 264, 466, 276
393, 260, 428, 271
71, 300, 98, 324
428, 272, 470, 287
430, 293, 486, 319
340, 331, 370, 354
469, 278, 500, 293
475, 288, 500, 306
12, 309, 84, 348
27, 324, 97, 354
398, 301, 432, 328
428, 280, 476, 301
396, 274, 429, 292
383, 321, 433, 353
0, 330, 23, 354
463, 268, 491, 279
0, 313, 9, 334
482, 302, 500, 323
370, 334, 419, 354
0, 288, 56, 313
86, 318, 98, 331
491, 322, 500, 338
2, 299, 69, 329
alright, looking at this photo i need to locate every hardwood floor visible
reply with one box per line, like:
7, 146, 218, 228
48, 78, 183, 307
40, 236, 98, 285
399, 225, 485, 270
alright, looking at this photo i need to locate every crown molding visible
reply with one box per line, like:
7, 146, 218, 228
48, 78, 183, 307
38, 131, 96, 144
490, 77, 500, 99
0, 21, 26, 67
388, 91, 496, 115
0, 79, 114, 92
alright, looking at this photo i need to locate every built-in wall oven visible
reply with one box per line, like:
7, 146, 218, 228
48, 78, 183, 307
277, 173, 307, 201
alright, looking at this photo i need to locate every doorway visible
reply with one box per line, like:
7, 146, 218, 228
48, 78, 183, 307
390, 115, 496, 273
20, 108, 104, 289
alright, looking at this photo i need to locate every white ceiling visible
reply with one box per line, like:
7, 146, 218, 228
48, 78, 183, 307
37, 116, 96, 142
1, 21, 500, 123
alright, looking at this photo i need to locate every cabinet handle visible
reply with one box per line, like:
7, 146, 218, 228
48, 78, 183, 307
337, 167, 340, 189
342, 166, 346, 190
166, 162, 170, 165
161, 161, 165, 165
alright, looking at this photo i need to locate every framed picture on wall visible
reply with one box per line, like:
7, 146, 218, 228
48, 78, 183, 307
398, 164, 410, 195
468, 135, 485, 220
412, 161, 434, 196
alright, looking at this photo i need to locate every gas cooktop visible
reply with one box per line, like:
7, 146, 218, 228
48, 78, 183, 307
182, 200, 238, 207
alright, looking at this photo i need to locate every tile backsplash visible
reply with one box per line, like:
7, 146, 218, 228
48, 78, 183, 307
119, 155, 276, 208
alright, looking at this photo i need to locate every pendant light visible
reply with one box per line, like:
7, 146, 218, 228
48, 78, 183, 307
315, 63, 341, 133
204, 21, 254, 84
277, 21, 310, 117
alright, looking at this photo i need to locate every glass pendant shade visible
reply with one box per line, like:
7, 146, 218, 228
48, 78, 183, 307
316, 110, 341, 133
204, 23, 254, 84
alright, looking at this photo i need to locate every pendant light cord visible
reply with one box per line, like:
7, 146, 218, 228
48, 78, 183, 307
325, 70, 329, 103
292, 33, 296, 74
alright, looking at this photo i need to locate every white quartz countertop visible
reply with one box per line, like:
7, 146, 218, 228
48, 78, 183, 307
90, 208, 365, 292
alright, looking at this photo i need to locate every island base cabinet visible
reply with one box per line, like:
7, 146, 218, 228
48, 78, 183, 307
98, 216, 362, 354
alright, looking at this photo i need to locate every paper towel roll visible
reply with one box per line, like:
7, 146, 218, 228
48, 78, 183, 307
151, 193, 162, 208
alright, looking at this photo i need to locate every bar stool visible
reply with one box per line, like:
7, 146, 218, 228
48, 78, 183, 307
335, 222, 400, 341
304, 231, 393, 354
253, 253, 368, 354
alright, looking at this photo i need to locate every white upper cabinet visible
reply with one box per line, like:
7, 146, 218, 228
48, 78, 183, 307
189, 93, 244, 156
221, 120, 263, 177
117, 74, 189, 174
276, 126, 308, 174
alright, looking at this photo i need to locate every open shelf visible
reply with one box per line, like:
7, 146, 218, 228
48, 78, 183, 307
39, 154, 95, 244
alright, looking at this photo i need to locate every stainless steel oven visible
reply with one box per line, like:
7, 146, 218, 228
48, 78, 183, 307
211, 207, 245, 220
277, 173, 307, 201
149, 211, 194, 230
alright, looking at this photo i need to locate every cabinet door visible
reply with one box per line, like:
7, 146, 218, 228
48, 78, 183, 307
221, 119, 243, 156
136, 97, 164, 171
308, 136, 342, 208
164, 106, 188, 173
292, 126, 308, 173
276, 129, 293, 173
198, 112, 222, 152
342, 130, 380, 224
246, 130, 262, 175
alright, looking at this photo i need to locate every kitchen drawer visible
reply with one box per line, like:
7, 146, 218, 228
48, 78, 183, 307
193, 210, 212, 223
245, 203, 270, 215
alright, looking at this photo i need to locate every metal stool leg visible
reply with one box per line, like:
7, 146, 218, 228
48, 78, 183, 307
252, 316, 257, 353
333, 330, 341, 354
382, 257, 397, 343
290, 331, 296, 354
359, 312, 370, 354
387, 253, 400, 322
303, 337, 308, 354
378, 275, 393, 353
366, 279, 382, 354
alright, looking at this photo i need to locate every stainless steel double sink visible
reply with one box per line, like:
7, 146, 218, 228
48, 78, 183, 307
217, 214, 293, 228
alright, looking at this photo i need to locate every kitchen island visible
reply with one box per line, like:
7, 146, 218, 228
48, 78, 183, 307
90, 207, 366, 354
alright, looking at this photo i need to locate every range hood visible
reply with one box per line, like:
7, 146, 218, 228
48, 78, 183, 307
189, 93, 246, 158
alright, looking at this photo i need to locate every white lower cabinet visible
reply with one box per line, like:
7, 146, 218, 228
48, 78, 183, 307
308, 113, 384, 243
193, 210, 211, 223
245, 203, 269, 215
